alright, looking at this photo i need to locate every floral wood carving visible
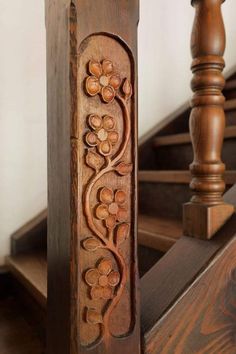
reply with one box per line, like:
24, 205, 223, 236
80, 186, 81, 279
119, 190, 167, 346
83, 59, 133, 343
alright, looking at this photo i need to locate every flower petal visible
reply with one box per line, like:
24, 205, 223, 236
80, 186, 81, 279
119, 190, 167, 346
88, 114, 102, 130
98, 140, 112, 156
86, 76, 101, 96
105, 215, 116, 229
117, 207, 128, 222
109, 74, 121, 90
90, 286, 104, 300
99, 187, 114, 204
89, 60, 102, 78
103, 115, 115, 130
115, 190, 126, 205
115, 162, 133, 176
96, 204, 109, 220
108, 271, 120, 287
101, 86, 115, 103
85, 132, 98, 147
85, 269, 100, 286
102, 59, 113, 75
86, 308, 103, 325
102, 286, 113, 300
98, 258, 113, 275
108, 131, 119, 145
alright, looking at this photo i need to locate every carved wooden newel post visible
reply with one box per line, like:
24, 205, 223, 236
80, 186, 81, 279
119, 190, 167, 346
46, 1, 140, 353
183, 0, 235, 239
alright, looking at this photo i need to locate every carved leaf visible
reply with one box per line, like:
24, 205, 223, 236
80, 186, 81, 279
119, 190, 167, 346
115, 162, 133, 176
86, 150, 104, 171
122, 78, 132, 99
83, 238, 102, 252
86, 308, 103, 325
116, 223, 130, 245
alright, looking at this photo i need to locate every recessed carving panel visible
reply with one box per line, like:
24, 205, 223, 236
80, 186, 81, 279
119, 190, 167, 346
74, 34, 136, 347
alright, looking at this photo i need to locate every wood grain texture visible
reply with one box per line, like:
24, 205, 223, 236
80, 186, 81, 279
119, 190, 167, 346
154, 125, 236, 147
139, 170, 236, 185
46, 1, 140, 353
6, 252, 47, 309
141, 184, 236, 339
138, 215, 182, 252
183, 0, 234, 239
144, 231, 236, 354
11, 210, 47, 255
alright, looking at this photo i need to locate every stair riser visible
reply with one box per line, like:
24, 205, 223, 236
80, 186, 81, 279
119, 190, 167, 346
139, 183, 191, 219
154, 139, 236, 170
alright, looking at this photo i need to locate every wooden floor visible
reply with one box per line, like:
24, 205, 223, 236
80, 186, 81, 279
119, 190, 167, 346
0, 296, 44, 354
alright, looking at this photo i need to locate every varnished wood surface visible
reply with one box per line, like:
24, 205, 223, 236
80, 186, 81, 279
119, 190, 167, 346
144, 232, 236, 354
141, 183, 236, 339
11, 210, 47, 255
183, 0, 234, 239
46, 0, 140, 353
225, 98, 236, 111
154, 125, 236, 147
138, 215, 182, 252
6, 252, 47, 309
225, 79, 236, 91
0, 296, 44, 354
139, 170, 236, 185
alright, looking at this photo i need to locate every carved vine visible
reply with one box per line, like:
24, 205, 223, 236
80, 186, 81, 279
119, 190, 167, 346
83, 59, 133, 340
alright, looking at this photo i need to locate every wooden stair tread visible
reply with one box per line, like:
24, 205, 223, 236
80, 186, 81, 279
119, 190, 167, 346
154, 125, 236, 147
138, 215, 182, 252
139, 170, 236, 185
6, 252, 47, 308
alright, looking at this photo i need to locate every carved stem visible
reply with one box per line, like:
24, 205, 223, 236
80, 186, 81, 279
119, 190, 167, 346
102, 243, 127, 335
84, 94, 131, 338
112, 94, 131, 165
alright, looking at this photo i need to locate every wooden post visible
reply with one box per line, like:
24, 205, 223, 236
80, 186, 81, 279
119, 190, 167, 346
183, 0, 235, 239
45, 1, 140, 353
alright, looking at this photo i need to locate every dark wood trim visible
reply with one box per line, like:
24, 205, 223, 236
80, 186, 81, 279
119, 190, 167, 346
11, 210, 47, 255
141, 184, 236, 339
153, 125, 236, 147
143, 228, 236, 353
139, 170, 236, 185
6, 252, 47, 309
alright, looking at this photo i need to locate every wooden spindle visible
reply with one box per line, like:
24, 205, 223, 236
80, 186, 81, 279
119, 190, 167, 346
46, 1, 140, 353
183, 0, 235, 239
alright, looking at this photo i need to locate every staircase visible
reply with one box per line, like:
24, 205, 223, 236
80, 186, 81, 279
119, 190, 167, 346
138, 72, 236, 263
2, 72, 236, 353
2, 0, 236, 353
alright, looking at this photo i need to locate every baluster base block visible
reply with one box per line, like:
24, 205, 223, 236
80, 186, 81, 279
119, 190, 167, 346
183, 202, 235, 239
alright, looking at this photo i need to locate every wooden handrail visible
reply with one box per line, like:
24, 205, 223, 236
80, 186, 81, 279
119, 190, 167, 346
46, 1, 140, 353
183, 0, 235, 239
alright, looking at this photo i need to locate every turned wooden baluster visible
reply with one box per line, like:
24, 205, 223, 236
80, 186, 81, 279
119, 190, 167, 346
183, 0, 235, 239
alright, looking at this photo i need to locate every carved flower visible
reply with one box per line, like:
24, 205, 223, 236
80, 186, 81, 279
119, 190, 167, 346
85, 258, 120, 300
96, 187, 128, 229
85, 114, 119, 156
85, 59, 121, 103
